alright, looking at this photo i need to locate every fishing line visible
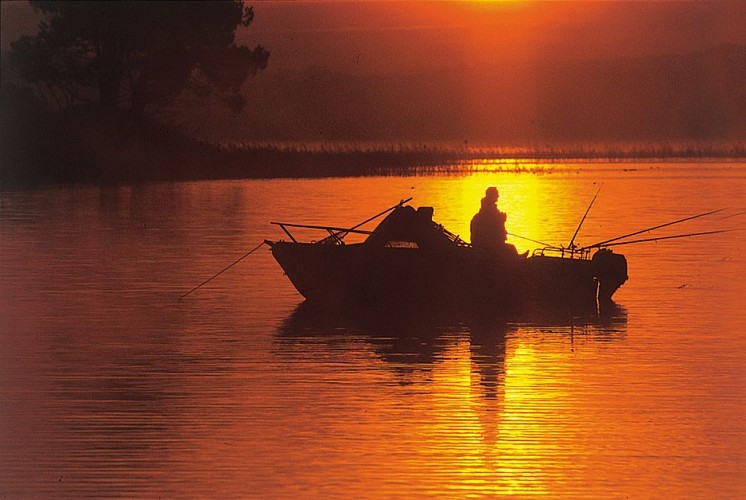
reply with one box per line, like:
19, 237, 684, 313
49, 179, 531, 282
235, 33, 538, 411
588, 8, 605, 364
596, 229, 735, 248
507, 232, 552, 248
714, 209, 746, 221
180, 241, 267, 299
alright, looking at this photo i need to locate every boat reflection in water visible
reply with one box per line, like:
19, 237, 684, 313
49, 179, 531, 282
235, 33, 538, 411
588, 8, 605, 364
274, 300, 628, 495
276, 299, 628, 392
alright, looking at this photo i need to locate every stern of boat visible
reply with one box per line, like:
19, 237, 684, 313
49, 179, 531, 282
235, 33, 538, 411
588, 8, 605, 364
592, 249, 628, 301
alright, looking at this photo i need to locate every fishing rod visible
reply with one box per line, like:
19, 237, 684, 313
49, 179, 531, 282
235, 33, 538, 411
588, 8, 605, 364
270, 222, 373, 235
180, 240, 267, 299
507, 232, 552, 248
183, 198, 414, 299
591, 229, 735, 248
569, 185, 602, 249
502, 187, 601, 252
348, 196, 413, 232
581, 207, 729, 250
318, 196, 414, 244
270, 197, 413, 245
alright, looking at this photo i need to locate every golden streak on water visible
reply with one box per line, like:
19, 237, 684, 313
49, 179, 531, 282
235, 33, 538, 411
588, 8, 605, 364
416, 337, 578, 496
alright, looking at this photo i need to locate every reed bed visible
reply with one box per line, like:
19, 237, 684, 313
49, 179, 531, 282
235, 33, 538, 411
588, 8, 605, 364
2, 108, 744, 188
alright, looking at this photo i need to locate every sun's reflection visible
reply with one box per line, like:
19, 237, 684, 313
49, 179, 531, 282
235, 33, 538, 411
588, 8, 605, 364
419, 329, 575, 496
496, 342, 572, 495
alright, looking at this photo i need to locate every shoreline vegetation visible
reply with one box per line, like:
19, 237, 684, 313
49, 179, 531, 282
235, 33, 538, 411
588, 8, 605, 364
3, 2, 745, 191
2, 109, 745, 190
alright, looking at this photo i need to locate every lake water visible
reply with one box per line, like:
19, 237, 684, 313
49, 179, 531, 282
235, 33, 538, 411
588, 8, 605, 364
1, 163, 745, 498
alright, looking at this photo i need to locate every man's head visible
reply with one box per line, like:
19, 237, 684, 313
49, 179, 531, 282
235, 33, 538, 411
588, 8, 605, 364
485, 186, 499, 202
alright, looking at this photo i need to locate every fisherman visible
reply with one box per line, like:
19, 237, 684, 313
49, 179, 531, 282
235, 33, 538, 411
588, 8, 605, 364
470, 186, 517, 255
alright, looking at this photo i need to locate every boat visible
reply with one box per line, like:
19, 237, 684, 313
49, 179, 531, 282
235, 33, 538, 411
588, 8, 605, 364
266, 199, 629, 309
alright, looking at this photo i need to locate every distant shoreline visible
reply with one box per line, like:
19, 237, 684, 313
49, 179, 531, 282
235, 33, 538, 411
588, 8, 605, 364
2, 108, 744, 190
3, 147, 745, 191
216, 144, 746, 179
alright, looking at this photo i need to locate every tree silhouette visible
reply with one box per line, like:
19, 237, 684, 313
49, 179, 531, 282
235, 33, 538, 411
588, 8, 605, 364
10, 1, 269, 117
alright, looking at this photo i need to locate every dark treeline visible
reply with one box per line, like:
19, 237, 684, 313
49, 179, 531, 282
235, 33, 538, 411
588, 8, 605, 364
1, 0, 269, 187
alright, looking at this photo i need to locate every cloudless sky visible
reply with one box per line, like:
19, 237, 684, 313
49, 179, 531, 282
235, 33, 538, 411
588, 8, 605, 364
3, 1, 745, 144
4, 1, 746, 70
236, 1, 746, 74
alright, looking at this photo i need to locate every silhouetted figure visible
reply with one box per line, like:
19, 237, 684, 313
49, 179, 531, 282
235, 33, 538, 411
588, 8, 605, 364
471, 187, 519, 256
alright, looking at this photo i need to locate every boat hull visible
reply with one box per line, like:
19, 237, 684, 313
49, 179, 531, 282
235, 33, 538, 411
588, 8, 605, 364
269, 242, 626, 309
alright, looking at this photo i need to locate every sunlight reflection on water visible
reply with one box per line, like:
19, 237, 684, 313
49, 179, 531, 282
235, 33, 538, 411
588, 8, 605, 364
1, 164, 744, 497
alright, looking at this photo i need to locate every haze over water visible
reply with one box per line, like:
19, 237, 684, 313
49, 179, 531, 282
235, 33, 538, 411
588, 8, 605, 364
1, 163, 744, 497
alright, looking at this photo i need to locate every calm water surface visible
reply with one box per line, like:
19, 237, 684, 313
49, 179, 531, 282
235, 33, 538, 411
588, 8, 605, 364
1, 164, 745, 498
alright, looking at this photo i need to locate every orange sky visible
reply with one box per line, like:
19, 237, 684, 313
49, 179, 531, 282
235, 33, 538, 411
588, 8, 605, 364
237, 1, 746, 74
3, 1, 745, 144
6, 1, 744, 72
229, 1, 746, 144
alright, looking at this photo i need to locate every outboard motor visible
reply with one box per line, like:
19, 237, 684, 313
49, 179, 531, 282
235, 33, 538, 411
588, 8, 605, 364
592, 249, 628, 301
